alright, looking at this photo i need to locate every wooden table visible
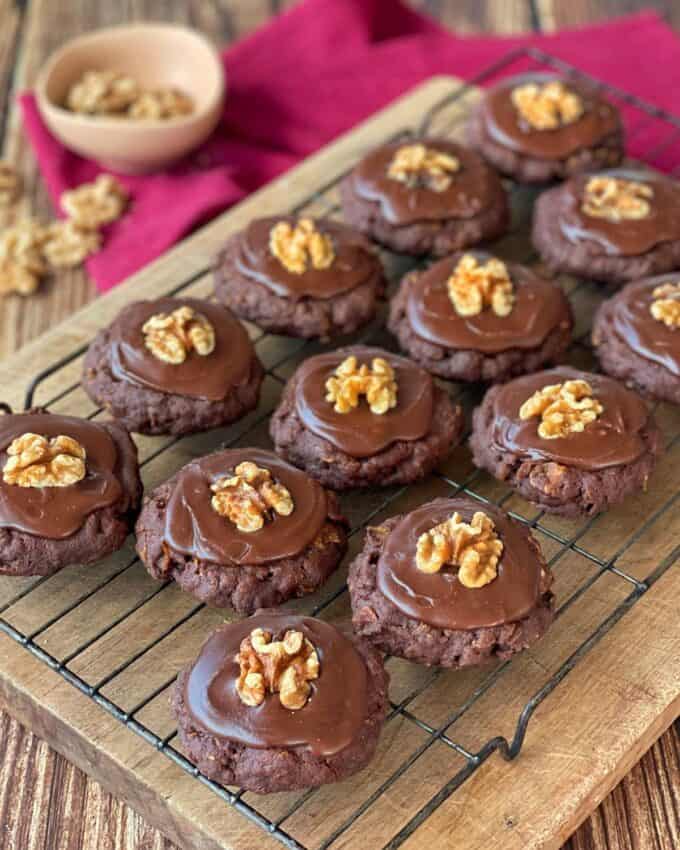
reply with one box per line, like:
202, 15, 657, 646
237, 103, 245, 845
0, 1, 677, 848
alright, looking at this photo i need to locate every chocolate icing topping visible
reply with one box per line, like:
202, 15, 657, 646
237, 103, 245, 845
489, 367, 650, 470
109, 297, 254, 401
184, 612, 369, 755
294, 346, 434, 458
350, 139, 505, 226
480, 73, 620, 160
0, 413, 123, 539
559, 169, 680, 257
407, 251, 570, 353
233, 217, 378, 300
377, 497, 545, 629
609, 275, 680, 377
164, 448, 334, 565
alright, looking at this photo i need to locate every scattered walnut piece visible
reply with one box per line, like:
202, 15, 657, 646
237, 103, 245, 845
43, 220, 102, 269
142, 305, 215, 365
511, 80, 584, 130
415, 511, 503, 589
582, 176, 653, 222
0, 162, 22, 206
3, 433, 86, 488
235, 627, 319, 710
211, 461, 294, 533
519, 379, 603, 440
650, 282, 680, 329
60, 174, 128, 229
0, 220, 49, 297
128, 88, 195, 120
0, 260, 40, 296
387, 143, 460, 192
325, 355, 397, 415
66, 70, 140, 115
269, 218, 335, 275
447, 254, 514, 318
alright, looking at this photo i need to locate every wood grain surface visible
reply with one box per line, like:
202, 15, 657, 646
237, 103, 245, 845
0, 2, 677, 850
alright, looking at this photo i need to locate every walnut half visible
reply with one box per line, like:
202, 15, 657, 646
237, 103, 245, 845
387, 144, 460, 192
415, 511, 503, 589
142, 305, 216, 365
650, 282, 680, 329
3, 433, 86, 488
211, 461, 294, 533
519, 379, 603, 440
60, 174, 129, 229
447, 254, 514, 318
325, 355, 397, 415
269, 219, 335, 275
511, 80, 584, 131
581, 176, 653, 223
235, 627, 319, 710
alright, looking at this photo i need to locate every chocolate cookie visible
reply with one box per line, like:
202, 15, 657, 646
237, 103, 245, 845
173, 610, 389, 793
468, 73, 623, 183
135, 448, 348, 612
339, 138, 509, 256
213, 216, 386, 340
593, 275, 680, 404
349, 497, 554, 668
82, 297, 264, 436
470, 368, 661, 517
270, 346, 464, 490
0, 408, 141, 577
532, 169, 680, 285
388, 251, 573, 382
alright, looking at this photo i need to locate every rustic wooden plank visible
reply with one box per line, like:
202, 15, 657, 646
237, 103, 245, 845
536, 0, 680, 31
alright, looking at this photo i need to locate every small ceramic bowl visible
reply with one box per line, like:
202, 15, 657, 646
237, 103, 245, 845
36, 24, 225, 174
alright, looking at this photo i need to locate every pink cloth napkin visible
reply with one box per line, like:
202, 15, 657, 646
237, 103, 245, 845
19, 1, 680, 291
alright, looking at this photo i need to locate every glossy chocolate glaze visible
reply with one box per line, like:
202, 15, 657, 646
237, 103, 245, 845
233, 217, 379, 300
488, 367, 650, 470
184, 612, 369, 755
0, 413, 123, 539
609, 275, 680, 377
377, 497, 545, 629
110, 297, 254, 401
406, 251, 570, 353
164, 448, 334, 565
350, 139, 505, 226
559, 169, 680, 257
294, 346, 434, 458
480, 73, 620, 160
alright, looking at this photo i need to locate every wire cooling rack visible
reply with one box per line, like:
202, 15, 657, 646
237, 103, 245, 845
1, 47, 680, 850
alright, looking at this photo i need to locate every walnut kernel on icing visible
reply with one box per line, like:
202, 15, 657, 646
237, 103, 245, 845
211, 461, 294, 533
235, 627, 319, 710
142, 305, 216, 365
0, 162, 22, 206
269, 218, 335, 275
581, 176, 653, 222
519, 379, 603, 440
60, 174, 129, 229
325, 355, 397, 415
447, 254, 514, 318
2, 433, 86, 488
65, 70, 195, 121
415, 511, 503, 589
43, 220, 101, 269
511, 80, 584, 130
650, 282, 680, 329
387, 144, 460, 192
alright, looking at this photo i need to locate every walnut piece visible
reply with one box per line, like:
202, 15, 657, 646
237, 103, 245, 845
235, 627, 319, 711
650, 282, 680, 329
66, 70, 140, 115
0, 220, 48, 297
447, 254, 514, 318
269, 218, 335, 275
211, 461, 294, 533
581, 176, 653, 222
0, 162, 22, 206
142, 305, 216, 365
3, 433, 86, 488
415, 511, 503, 589
519, 379, 603, 440
128, 88, 194, 120
511, 80, 584, 130
43, 220, 101, 269
60, 174, 129, 229
387, 143, 460, 192
325, 355, 397, 415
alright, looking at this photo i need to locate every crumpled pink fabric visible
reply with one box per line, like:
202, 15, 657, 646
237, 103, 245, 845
18, 1, 680, 291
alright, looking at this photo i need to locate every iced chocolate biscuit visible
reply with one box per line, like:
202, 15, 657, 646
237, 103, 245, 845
339, 139, 509, 256
349, 496, 554, 667
173, 610, 389, 793
82, 297, 263, 436
214, 216, 386, 340
388, 251, 573, 382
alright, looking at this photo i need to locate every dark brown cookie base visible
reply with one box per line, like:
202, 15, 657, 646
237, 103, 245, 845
469, 385, 662, 517
173, 626, 389, 793
348, 515, 554, 668
270, 383, 464, 490
388, 269, 573, 383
